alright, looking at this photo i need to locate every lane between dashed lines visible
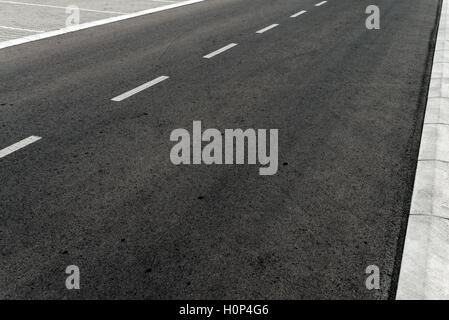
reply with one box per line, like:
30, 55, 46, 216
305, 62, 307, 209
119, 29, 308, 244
0, 136, 41, 159
111, 76, 169, 102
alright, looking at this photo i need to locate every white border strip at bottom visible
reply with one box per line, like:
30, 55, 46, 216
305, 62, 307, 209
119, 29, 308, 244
0, 0, 204, 50
396, 0, 449, 300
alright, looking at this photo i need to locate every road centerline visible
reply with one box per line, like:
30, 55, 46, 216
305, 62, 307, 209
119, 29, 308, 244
111, 76, 169, 102
203, 43, 238, 59
0, 136, 42, 159
315, 1, 327, 6
291, 10, 307, 18
256, 24, 279, 34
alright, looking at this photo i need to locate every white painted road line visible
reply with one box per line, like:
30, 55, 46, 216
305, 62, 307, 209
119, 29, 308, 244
396, 0, 449, 300
0, 0, 129, 14
0, 0, 205, 50
291, 10, 307, 18
203, 43, 238, 59
256, 24, 279, 34
111, 76, 169, 102
0, 25, 44, 33
0, 136, 41, 159
315, 1, 327, 6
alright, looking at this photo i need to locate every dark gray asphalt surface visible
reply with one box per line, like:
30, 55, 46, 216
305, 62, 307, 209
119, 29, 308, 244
0, 0, 441, 299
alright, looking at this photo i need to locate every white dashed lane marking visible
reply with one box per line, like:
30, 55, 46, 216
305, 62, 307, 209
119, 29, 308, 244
291, 10, 307, 18
111, 76, 169, 102
0, 136, 42, 159
203, 43, 238, 59
2, 1, 332, 162
256, 24, 279, 34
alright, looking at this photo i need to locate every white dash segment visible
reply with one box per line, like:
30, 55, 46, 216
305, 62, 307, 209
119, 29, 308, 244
315, 1, 327, 6
0, 136, 41, 159
256, 24, 279, 34
203, 43, 238, 59
111, 76, 169, 102
291, 10, 307, 18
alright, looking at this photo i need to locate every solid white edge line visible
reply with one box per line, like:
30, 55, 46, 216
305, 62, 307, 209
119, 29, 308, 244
0, 136, 41, 159
203, 43, 238, 59
256, 24, 279, 34
112, 76, 169, 102
290, 10, 307, 18
315, 1, 327, 6
396, 0, 449, 300
0, 0, 205, 50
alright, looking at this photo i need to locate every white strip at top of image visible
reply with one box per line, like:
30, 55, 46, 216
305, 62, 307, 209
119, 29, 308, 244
0, 0, 205, 50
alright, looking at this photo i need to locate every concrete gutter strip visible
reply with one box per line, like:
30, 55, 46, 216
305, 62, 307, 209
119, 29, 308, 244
397, 0, 449, 300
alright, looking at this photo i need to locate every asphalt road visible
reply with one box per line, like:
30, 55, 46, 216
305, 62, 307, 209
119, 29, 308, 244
0, 0, 441, 299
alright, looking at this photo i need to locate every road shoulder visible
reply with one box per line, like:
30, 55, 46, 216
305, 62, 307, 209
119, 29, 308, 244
396, 0, 449, 300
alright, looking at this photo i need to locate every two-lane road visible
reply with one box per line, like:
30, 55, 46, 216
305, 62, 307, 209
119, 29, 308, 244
0, 0, 441, 299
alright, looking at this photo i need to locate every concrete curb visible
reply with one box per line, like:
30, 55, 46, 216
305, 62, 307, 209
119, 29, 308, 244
396, 0, 449, 300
